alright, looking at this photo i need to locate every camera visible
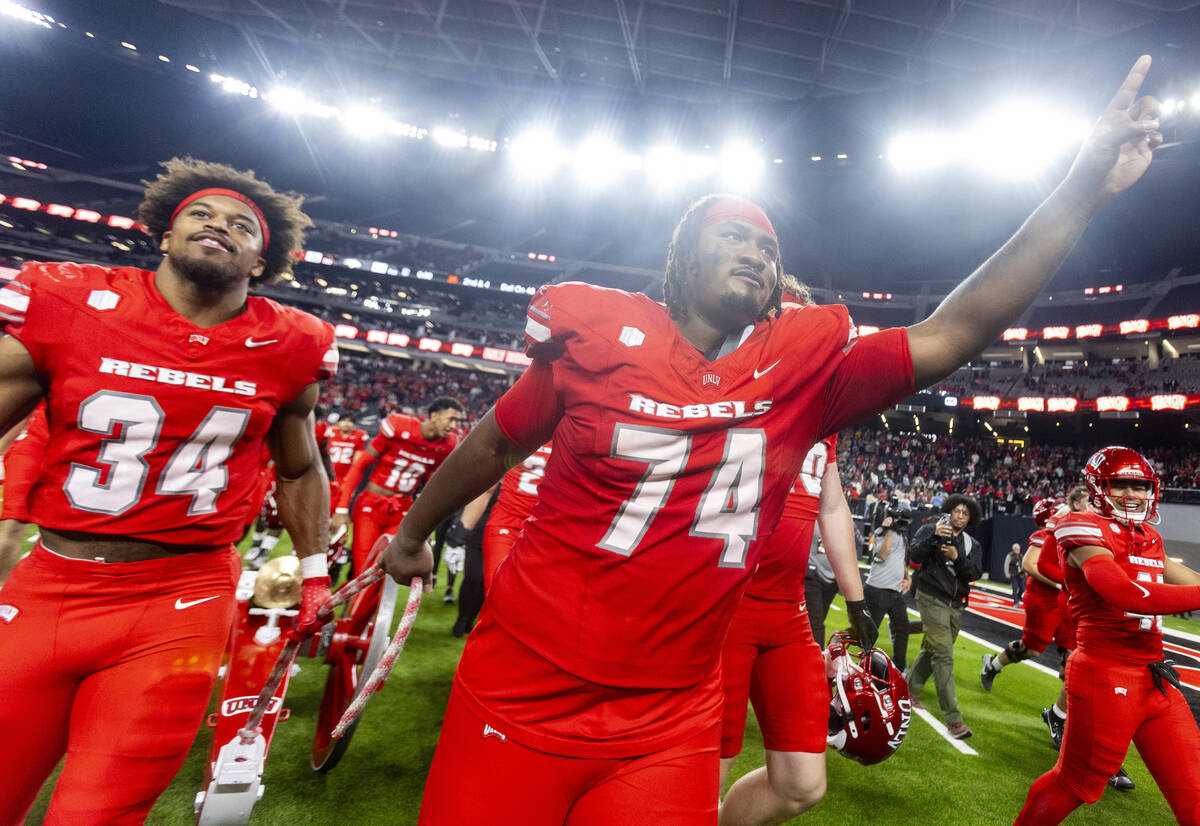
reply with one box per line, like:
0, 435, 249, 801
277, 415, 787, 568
869, 502, 911, 535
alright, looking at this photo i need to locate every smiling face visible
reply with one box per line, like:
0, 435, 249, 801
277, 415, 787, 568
161, 194, 266, 290
425, 407, 464, 439
1106, 479, 1152, 517
686, 219, 780, 332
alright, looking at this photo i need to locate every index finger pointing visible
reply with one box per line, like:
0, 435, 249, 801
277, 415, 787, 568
1106, 55, 1152, 112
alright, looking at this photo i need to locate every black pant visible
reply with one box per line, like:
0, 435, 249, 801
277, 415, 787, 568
864, 583, 911, 671
452, 533, 485, 637
804, 573, 839, 647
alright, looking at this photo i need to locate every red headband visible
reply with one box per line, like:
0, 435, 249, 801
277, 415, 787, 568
169, 187, 269, 250
700, 197, 776, 239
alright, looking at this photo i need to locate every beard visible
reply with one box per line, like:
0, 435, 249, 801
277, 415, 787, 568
719, 287, 764, 320
171, 248, 243, 292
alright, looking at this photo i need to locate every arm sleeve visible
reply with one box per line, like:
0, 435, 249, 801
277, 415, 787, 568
0, 264, 56, 372
1036, 544, 1064, 584
493, 360, 562, 451
820, 327, 915, 438
1080, 554, 1200, 615
336, 450, 373, 510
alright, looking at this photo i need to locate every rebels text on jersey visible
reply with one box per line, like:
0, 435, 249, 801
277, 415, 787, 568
1057, 511, 1169, 663
0, 263, 337, 545
490, 442, 553, 531
747, 435, 837, 600
326, 429, 368, 483
490, 282, 913, 690
366, 413, 457, 497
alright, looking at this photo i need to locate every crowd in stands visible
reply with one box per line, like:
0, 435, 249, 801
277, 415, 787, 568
928, 357, 1196, 400
319, 351, 511, 426
303, 226, 489, 274
838, 426, 1200, 516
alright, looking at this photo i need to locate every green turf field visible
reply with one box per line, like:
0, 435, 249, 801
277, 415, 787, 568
20, 532, 1187, 824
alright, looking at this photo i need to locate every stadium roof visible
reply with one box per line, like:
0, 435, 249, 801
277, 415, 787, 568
164, 0, 1200, 104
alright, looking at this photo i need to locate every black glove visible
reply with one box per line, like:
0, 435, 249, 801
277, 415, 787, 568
1149, 660, 1182, 697
844, 599, 879, 650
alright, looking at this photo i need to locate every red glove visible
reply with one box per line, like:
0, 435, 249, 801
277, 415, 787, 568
289, 575, 332, 640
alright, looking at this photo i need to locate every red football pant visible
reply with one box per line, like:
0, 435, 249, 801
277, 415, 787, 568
720, 595, 829, 758
350, 489, 411, 574
1021, 588, 1069, 653
419, 683, 719, 825
0, 544, 239, 826
482, 523, 520, 591
1018, 649, 1200, 823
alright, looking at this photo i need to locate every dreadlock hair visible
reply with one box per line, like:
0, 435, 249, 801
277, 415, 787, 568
662, 193, 784, 322
778, 272, 813, 306
138, 157, 312, 283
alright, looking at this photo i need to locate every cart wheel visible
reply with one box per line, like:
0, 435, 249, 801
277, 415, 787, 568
310, 550, 399, 771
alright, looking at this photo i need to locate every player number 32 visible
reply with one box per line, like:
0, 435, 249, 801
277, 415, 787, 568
599, 424, 766, 568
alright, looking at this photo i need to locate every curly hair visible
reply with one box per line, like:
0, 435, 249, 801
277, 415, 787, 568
138, 157, 312, 283
941, 493, 982, 527
661, 193, 783, 322
778, 272, 813, 306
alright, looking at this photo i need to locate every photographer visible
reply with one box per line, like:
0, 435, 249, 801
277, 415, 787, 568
863, 505, 913, 671
905, 494, 983, 739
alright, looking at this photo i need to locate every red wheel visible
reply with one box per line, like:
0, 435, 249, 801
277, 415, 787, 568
310, 561, 398, 771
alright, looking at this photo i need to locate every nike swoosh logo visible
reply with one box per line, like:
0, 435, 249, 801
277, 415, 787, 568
753, 359, 781, 380
245, 337, 279, 348
175, 595, 221, 610
1132, 582, 1150, 599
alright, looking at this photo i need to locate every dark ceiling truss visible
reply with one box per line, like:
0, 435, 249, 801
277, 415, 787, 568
164, 0, 1200, 104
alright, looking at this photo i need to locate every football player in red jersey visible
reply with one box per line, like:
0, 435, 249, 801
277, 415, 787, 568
483, 441, 552, 589
1016, 447, 1200, 824
325, 412, 369, 485
383, 59, 1162, 825
718, 435, 874, 825
0, 401, 46, 582
333, 397, 463, 575
0, 158, 337, 826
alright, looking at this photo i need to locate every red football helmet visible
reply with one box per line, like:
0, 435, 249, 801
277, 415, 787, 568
1084, 446, 1160, 525
1032, 498, 1061, 528
825, 631, 911, 765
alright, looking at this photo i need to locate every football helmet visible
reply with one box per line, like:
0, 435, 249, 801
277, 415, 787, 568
1084, 446, 1159, 525
1032, 498, 1061, 528
825, 631, 911, 765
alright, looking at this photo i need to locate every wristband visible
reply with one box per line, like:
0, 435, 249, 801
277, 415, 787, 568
335, 507, 349, 515
299, 554, 328, 580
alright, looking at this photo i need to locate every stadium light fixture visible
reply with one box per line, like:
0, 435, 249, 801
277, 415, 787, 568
0, 1, 53, 28
1161, 98, 1180, 117
340, 106, 390, 139
718, 142, 764, 189
573, 138, 642, 187
964, 103, 1088, 179
433, 127, 469, 149
508, 129, 568, 181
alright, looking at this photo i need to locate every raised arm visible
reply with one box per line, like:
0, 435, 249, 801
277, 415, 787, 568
381, 410, 531, 588
907, 56, 1162, 387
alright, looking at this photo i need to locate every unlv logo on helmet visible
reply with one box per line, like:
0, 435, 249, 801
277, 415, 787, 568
1084, 445, 1160, 525
825, 631, 911, 765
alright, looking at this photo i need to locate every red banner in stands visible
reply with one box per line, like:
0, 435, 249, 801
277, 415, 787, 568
968, 394, 1200, 412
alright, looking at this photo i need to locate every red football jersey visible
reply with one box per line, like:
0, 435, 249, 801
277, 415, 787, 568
4, 401, 49, 465
1056, 511, 1168, 663
366, 413, 457, 496
326, 429, 368, 483
1023, 528, 1060, 606
314, 419, 329, 446
490, 282, 913, 693
748, 435, 838, 600
490, 442, 552, 530
0, 263, 337, 545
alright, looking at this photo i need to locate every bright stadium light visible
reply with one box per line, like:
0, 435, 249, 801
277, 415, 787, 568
0, 1, 53, 28
645, 145, 715, 191
573, 138, 641, 187
964, 102, 1089, 179
341, 106, 390, 139
718, 142, 764, 188
508, 129, 568, 180
1161, 98, 1181, 117
432, 127, 469, 149
886, 132, 955, 173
